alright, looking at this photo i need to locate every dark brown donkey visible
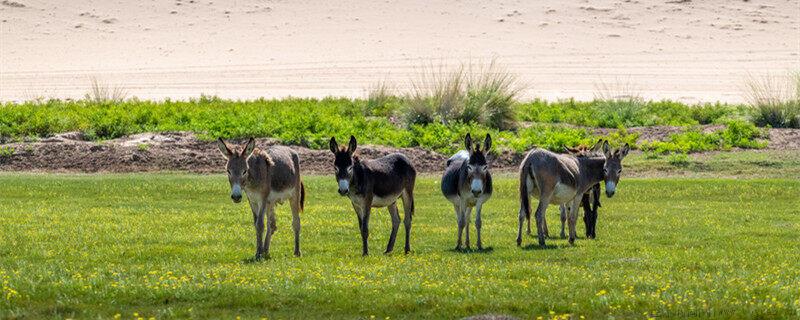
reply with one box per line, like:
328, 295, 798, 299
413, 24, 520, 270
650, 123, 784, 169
330, 136, 417, 256
517, 140, 629, 247
217, 138, 305, 260
441, 133, 493, 250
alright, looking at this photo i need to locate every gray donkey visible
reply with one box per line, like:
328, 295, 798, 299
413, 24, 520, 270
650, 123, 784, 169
527, 141, 605, 239
330, 136, 417, 256
564, 143, 604, 240
441, 133, 493, 250
517, 140, 629, 247
217, 138, 305, 260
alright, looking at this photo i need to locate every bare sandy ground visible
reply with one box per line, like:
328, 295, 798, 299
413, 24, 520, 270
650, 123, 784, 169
1, 0, 798, 103
1, 127, 795, 174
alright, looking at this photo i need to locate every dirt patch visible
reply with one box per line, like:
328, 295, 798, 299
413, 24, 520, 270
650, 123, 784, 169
1, 127, 797, 173
592, 124, 725, 143
0, 132, 459, 174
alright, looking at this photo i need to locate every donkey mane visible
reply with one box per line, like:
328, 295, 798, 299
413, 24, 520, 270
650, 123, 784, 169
253, 148, 275, 167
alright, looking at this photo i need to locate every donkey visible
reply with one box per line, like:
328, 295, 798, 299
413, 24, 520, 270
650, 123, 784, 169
517, 140, 629, 247
563, 143, 604, 239
217, 138, 305, 260
525, 141, 604, 239
441, 133, 493, 250
329, 136, 417, 256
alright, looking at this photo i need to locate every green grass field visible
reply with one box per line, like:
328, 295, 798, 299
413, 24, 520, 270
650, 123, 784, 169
1, 174, 799, 319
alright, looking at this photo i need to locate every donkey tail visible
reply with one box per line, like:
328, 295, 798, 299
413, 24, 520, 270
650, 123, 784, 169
300, 181, 306, 211
519, 163, 532, 220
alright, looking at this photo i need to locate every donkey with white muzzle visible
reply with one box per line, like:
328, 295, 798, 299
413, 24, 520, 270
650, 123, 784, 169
217, 138, 305, 260
441, 133, 493, 250
517, 140, 629, 247
330, 136, 417, 256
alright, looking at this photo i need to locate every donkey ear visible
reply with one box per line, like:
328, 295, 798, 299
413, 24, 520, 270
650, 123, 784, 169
348, 135, 357, 154
242, 138, 256, 157
217, 138, 233, 158
592, 139, 604, 152
329, 137, 338, 154
484, 133, 492, 151
602, 140, 611, 157
464, 133, 473, 151
619, 143, 630, 159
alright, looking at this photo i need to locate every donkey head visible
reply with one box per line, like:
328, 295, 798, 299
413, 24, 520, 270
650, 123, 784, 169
217, 138, 255, 203
464, 133, 492, 197
601, 141, 630, 198
329, 135, 358, 196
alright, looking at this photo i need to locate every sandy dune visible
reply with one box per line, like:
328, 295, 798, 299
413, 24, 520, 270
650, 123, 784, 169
1, 0, 798, 103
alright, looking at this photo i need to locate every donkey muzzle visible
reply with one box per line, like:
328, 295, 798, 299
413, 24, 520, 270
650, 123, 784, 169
338, 179, 350, 196
231, 184, 243, 203
470, 179, 483, 197
605, 181, 616, 198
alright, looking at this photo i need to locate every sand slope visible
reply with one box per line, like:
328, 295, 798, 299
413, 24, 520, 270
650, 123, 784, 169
1, 0, 798, 103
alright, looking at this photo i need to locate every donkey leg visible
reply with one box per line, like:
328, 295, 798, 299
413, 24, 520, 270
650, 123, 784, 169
559, 204, 567, 239
475, 202, 484, 250
290, 195, 302, 257
541, 213, 550, 238
385, 202, 401, 254
526, 215, 532, 235
262, 203, 276, 259
268, 211, 277, 236
517, 201, 527, 246
401, 190, 414, 254
567, 199, 580, 245
455, 204, 465, 250
360, 207, 371, 256
464, 206, 473, 250
534, 196, 551, 247
254, 202, 267, 260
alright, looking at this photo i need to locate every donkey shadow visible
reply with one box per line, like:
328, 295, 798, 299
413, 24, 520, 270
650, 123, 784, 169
521, 244, 559, 251
241, 256, 270, 264
447, 246, 495, 254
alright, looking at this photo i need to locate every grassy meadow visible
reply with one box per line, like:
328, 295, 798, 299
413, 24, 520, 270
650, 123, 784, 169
1, 174, 799, 319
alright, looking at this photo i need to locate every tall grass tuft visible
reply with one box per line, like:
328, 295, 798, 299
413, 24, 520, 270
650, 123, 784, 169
85, 77, 128, 104
745, 73, 800, 128
402, 61, 521, 129
364, 81, 397, 117
406, 64, 466, 126
464, 61, 521, 130
593, 81, 650, 127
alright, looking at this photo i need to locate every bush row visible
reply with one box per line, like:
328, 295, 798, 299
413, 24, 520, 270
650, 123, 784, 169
0, 96, 769, 155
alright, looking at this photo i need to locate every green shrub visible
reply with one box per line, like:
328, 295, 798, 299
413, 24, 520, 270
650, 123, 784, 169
640, 120, 767, 154
594, 97, 652, 128
745, 74, 800, 128
0, 146, 14, 158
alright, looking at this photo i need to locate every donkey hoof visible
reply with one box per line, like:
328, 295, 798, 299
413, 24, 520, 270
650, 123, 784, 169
568, 238, 575, 245
516, 238, 522, 246
383, 249, 393, 255
294, 251, 302, 257
455, 245, 462, 251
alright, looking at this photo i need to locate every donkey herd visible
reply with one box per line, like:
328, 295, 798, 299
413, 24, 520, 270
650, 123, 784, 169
217, 134, 629, 260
